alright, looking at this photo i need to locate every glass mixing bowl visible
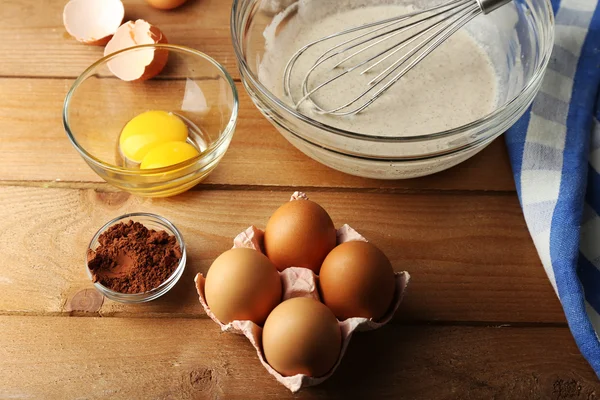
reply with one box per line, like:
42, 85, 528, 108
64, 44, 238, 197
232, 0, 554, 179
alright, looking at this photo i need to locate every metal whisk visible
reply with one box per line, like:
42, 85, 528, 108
283, 0, 511, 116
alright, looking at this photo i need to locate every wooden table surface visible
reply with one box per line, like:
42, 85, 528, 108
1, 0, 599, 398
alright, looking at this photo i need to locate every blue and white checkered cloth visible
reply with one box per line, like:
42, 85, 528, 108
505, 0, 600, 378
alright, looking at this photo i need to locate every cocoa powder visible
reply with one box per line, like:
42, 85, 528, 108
87, 220, 182, 294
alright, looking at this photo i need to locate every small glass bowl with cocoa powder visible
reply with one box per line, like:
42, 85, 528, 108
86, 213, 186, 303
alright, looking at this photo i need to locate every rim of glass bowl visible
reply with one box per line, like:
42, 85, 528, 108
231, 0, 554, 143
63, 44, 239, 175
85, 212, 187, 303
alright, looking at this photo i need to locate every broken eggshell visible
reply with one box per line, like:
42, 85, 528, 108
104, 20, 169, 81
195, 215, 410, 392
63, 0, 125, 46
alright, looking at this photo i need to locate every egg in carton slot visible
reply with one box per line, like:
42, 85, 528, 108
194, 192, 410, 393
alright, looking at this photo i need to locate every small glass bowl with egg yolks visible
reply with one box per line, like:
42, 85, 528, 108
64, 44, 238, 197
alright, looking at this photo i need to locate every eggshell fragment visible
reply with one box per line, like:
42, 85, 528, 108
63, 0, 125, 46
146, 0, 189, 10
104, 20, 169, 81
194, 192, 411, 393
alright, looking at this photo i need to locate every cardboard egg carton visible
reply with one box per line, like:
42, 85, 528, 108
194, 193, 410, 392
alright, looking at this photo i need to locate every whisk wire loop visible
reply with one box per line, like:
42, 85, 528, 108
283, 0, 511, 116
283, 0, 466, 99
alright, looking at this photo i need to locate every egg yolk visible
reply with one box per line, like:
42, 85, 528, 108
119, 110, 189, 163
140, 141, 200, 169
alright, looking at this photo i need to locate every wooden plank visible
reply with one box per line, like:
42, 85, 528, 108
0, 78, 515, 191
0, 186, 562, 323
0, 0, 237, 79
0, 316, 597, 399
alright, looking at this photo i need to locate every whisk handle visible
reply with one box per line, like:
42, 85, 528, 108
476, 0, 511, 14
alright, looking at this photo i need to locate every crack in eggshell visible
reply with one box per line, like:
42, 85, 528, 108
63, 0, 125, 46
194, 194, 410, 393
105, 20, 169, 82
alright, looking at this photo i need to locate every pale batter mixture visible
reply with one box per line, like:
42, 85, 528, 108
259, 1, 499, 136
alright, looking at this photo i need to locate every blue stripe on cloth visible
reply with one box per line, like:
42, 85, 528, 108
505, 106, 531, 198
504, 0, 549, 198
581, 203, 598, 225
591, 120, 600, 150
552, 0, 562, 14
578, 255, 600, 320
550, 0, 600, 378
587, 165, 600, 217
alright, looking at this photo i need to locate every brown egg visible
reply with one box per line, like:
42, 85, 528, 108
204, 248, 282, 325
262, 297, 341, 377
264, 200, 337, 273
145, 0, 189, 10
319, 241, 395, 321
